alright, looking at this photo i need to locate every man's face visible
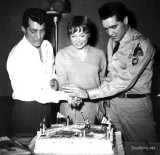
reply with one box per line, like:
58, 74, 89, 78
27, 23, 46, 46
102, 15, 128, 42
22, 18, 45, 49
70, 28, 89, 50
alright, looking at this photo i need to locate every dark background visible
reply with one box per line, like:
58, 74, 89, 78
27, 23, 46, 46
0, 0, 160, 140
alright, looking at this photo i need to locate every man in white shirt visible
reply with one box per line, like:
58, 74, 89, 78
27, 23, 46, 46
6, 8, 69, 136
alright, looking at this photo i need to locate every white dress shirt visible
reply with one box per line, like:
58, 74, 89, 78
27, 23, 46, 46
7, 36, 68, 103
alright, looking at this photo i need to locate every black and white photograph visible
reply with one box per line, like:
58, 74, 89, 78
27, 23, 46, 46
0, 0, 160, 154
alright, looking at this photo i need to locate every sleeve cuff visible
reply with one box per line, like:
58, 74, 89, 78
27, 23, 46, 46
87, 88, 102, 100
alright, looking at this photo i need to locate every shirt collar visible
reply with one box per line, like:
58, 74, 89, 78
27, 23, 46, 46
22, 35, 44, 51
119, 27, 131, 45
120, 27, 141, 45
22, 36, 34, 48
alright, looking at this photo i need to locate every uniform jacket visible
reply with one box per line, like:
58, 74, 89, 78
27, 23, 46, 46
88, 27, 156, 99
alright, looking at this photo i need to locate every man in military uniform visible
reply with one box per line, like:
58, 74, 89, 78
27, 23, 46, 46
63, 2, 157, 142
95, 3, 157, 141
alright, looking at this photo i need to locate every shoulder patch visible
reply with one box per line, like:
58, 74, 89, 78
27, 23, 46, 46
132, 43, 143, 66
133, 43, 144, 57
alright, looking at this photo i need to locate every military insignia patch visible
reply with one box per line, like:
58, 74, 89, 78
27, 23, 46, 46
132, 57, 139, 66
132, 43, 143, 66
133, 43, 143, 56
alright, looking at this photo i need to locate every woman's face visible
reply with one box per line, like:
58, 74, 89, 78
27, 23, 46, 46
70, 28, 89, 50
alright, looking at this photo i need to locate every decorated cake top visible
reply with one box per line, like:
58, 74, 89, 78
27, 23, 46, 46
37, 113, 114, 143
29, 114, 125, 155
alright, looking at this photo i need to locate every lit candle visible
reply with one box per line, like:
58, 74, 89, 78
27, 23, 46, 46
40, 123, 42, 134
83, 130, 86, 138
43, 123, 46, 134
67, 115, 69, 127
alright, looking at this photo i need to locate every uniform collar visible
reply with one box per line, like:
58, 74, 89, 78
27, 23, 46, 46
120, 27, 141, 46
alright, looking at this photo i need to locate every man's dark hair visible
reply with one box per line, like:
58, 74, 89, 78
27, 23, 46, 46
98, 2, 128, 22
67, 15, 91, 37
22, 8, 46, 29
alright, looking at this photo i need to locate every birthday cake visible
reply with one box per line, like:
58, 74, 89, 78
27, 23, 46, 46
30, 114, 124, 155
33, 124, 114, 155
29, 113, 124, 155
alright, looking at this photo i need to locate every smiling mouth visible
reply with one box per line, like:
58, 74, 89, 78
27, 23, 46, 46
76, 42, 84, 45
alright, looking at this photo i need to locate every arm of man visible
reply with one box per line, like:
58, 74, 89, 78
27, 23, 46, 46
7, 42, 70, 104
63, 40, 155, 100
88, 39, 155, 99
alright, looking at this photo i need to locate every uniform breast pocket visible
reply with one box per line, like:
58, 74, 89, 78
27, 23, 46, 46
118, 57, 128, 71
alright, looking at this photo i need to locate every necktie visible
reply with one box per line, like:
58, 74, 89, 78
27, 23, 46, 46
113, 42, 120, 55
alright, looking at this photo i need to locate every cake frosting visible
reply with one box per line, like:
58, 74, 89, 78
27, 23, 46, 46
30, 114, 125, 155
33, 124, 114, 155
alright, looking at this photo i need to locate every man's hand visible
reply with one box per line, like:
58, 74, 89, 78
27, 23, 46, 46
50, 79, 59, 90
62, 85, 89, 99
